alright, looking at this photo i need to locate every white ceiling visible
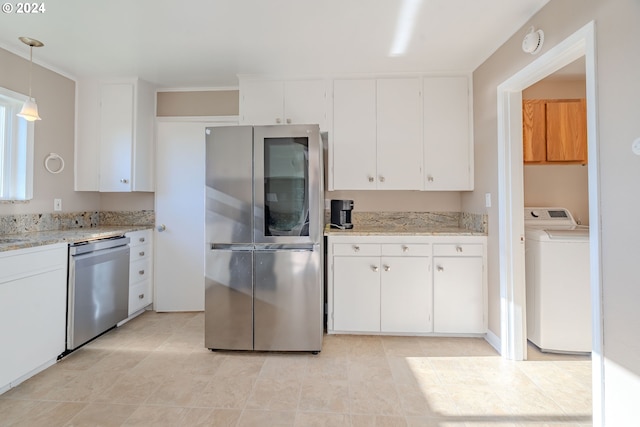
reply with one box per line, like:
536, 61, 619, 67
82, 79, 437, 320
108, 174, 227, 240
0, 0, 550, 88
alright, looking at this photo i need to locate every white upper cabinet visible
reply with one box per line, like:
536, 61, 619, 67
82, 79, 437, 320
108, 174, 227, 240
239, 79, 328, 130
423, 76, 473, 191
331, 77, 423, 190
75, 78, 155, 192
376, 78, 423, 190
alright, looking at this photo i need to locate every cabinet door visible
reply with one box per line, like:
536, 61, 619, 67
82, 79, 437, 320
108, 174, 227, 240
433, 256, 484, 333
423, 77, 473, 190
284, 80, 327, 130
332, 256, 380, 332
546, 99, 587, 162
99, 83, 134, 191
240, 80, 284, 125
332, 79, 377, 190
377, 78, 423, 190
380, 256, 432, 333
522, 100, 547, 162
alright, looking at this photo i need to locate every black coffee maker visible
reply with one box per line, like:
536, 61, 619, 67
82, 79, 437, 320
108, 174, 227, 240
330, 199, 354, 229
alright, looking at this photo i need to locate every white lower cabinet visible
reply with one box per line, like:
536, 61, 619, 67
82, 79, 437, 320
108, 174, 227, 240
126, 229, 153, 316
328, 235, 486, 336
0, 243, 68, 393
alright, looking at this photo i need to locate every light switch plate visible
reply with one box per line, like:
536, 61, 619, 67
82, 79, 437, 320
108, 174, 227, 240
54, 198, 62, 211
485, 193, 492, 208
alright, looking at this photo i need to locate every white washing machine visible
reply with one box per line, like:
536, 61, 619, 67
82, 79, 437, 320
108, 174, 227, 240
524, 207, 591, 353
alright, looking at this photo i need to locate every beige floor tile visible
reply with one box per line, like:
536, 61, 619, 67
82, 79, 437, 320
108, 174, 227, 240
144, 375, 210, 406
237, 409, 296, 427
180, 408, 242, 426
246, 378, 302, 411
294, 411, 351, 426
348, 356, 394, 382
259, 354, 310, 380
196, 375, 256, 408
214, 354, 266, 379
92, 370, 164, 405
8, 401, 86, 427
65, 403, 138, 426
351, 414, 408, 426
305, 356, 349, 381
299, 379, 350, 413
349, 381, 403, 416
121, 405, 190, 426
347, 336, 387, 358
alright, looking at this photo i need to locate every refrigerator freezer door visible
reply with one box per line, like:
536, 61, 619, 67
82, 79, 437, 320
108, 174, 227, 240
253, 247, 323, 352
205, 249, 253, 350
206, 126, 254, 244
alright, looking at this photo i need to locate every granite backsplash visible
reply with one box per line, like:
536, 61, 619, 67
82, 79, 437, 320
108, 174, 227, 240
0, 210, 155, 235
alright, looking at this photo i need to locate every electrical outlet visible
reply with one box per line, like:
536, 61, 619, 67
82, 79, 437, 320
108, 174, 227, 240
324, 199, 330, 210
54, 198, 62, 211
485, 193, 492, 208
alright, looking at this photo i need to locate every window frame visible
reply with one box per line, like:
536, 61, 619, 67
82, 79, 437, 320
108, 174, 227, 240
0, 86, 34, 201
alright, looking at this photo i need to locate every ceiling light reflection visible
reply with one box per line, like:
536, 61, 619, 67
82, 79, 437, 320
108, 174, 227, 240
389, 0, 423, 57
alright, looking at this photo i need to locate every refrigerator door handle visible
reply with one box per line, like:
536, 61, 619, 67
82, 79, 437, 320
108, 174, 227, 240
210, 243, 254, 251
254, 243, 318, 252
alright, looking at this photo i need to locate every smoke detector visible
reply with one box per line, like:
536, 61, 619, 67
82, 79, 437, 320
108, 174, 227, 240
522, 26, 544, 55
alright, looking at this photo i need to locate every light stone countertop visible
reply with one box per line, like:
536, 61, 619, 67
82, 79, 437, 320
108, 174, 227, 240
323, 223, 485, 236
0, 225, 153, 253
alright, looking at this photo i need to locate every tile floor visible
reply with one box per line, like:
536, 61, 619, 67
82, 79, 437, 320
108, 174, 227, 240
0, 312, 592, 426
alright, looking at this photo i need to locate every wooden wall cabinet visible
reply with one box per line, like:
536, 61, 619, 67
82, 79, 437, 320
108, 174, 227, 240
523, 99, 587, 164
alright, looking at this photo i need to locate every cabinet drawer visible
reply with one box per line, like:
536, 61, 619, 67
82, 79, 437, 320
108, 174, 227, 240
127, 229, 151, 247
130, 243, 151, 262
129, 281, 151, 314
0, 244, 67, 283
433, 243, 483, 257
381, 243, 431, 257
332, 243, 381, 256
130, 258, 151, 285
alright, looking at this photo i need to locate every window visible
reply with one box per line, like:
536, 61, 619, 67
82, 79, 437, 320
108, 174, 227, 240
0, 87, 34, 201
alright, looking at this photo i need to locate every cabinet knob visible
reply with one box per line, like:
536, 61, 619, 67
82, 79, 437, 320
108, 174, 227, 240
157, 224, 166, 232
139, 270, 145, 275
120, 178, 129, 184
276, 118, 282, 124
402, 245, 409, 253
139, 251, 145, 256
456, 246, 463, 253
372, 265, 379, 272
352, 245, 360, 252
379, 176, 385, 183
139, 237, 145, 243
368, 176, 374, 183
138, 293, 144, 299
427, 176, 434, 183
437, 265, 444, 272
384, 265, 391, 272
286, 118, 292, 124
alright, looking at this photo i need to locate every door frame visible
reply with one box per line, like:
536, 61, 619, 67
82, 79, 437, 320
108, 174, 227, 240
496, 21, 603, 425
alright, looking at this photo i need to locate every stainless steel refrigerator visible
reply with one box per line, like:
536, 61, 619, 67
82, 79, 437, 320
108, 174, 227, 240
204, 125, 323, 352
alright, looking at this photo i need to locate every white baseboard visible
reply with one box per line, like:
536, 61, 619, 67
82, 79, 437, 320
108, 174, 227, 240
485, 329, 501, 355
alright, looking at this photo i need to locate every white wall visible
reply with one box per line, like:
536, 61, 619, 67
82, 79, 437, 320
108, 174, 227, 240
465, 0, 640, 424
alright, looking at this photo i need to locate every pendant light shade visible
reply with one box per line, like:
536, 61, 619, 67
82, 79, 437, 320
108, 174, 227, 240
17, 36, 44, 122
17, 98, 41, 121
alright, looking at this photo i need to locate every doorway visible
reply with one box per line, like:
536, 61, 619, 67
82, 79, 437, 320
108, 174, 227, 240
496, 21, 603, 423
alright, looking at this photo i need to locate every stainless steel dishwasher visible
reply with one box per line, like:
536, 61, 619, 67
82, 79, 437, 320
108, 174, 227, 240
67, 236, 130, 351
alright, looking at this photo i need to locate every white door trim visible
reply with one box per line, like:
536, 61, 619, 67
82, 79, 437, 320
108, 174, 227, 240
496, 21, 603, 426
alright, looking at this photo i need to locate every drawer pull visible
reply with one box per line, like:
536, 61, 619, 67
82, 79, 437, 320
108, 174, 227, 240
384, 265, 391, 272
139, 237, 145, 243
437, 265, 444, 272
138, 270, 145, 275
138, 293, 144, 299
456, 246, 463, 253
139, 251, 145, 256
402, 245, 409, 253
372, 265, 379, 272
353, 245, 360, 252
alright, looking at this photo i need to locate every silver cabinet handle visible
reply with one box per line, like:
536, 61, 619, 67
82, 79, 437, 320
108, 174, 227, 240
427, 176, 434, 182
139, 237, 145, 243
372, 265, 379, 272
157, 224, 166, 232
368, 176, 374, 183
384, 265, 391, 272
139, 270, 145, 275
286, 118, 292, 124
379, 176, 385, 183
437, 265, 444, 272
139, 251, 145, 256
352, 245, 360, 252
402, 245, 409, 253
138, 293, 144, 299
456, 246, 463, 253
120, 178, 129, 184
276, 118, 282, 124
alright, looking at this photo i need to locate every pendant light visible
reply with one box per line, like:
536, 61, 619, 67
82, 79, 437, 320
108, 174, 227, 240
17, 36, 44, 122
